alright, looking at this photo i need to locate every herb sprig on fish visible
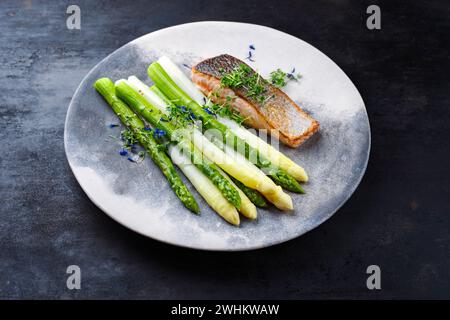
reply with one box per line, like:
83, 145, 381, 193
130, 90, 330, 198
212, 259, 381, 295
206, 94, 246, 125
220, 64, 302, 103
220, 64, 268, 104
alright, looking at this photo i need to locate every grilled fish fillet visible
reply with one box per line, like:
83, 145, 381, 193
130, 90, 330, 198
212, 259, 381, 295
192, 54, 319, 148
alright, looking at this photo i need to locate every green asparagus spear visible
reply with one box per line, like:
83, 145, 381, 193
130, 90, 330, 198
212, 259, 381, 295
114, 79, 241, 210
229, 176, 268, 208
94, 77, 199, 214
147, 62, 304, 193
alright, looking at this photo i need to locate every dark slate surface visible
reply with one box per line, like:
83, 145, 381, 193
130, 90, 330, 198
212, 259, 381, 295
0, 0, 449, 299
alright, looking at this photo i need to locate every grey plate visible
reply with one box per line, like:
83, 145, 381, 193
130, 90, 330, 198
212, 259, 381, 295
64, 22, 370, 251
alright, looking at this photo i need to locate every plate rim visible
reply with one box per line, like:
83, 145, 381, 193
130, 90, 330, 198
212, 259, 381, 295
64, 21, 371, 251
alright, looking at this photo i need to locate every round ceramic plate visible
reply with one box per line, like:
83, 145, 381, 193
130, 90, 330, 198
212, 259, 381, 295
65, 21, 370, 251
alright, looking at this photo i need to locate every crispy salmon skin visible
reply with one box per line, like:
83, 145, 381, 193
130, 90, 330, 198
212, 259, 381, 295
192, 54, 319, 148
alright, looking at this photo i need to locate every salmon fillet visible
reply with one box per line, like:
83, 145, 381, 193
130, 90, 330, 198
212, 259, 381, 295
192, 54, 319, 148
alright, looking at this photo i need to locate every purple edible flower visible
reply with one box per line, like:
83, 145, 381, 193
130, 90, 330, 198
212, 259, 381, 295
245, 51, 255, 62
287, 68, 295, 78
144, 127, 152, 131
286, 67, 300, 80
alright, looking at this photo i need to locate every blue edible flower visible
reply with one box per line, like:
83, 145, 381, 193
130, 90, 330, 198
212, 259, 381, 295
245, 51, 255, 62
127, 157, 136, 163
119, 149, 128, 156
108, 123, 119, 128
249, 44, 255, 50
203, 107, 214, 115
144, 127, 152, 131
153, 129, 166, 138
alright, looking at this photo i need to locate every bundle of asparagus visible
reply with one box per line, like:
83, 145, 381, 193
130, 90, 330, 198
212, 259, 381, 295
94, 57, 309, 226
94, 78, 199, 214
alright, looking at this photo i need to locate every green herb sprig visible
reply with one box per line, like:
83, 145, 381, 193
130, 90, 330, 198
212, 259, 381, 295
221, 64, 267, 104
121, 129, 137, 149
270, 68, 302, 88
166, 104, 194, 128
206, 94, 246, 125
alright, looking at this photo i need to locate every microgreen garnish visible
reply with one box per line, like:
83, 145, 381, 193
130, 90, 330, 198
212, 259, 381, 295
204, 92, 245, 125
270, 68, 302, 87
167, 104, 194, 127
221, 64, 267, 104
211, 103, 245, 125
269, 69, 287, 87
121, 129, 137, 150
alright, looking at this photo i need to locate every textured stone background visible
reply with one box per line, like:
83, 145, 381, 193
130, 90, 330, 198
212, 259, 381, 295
0, 0, 449, 299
